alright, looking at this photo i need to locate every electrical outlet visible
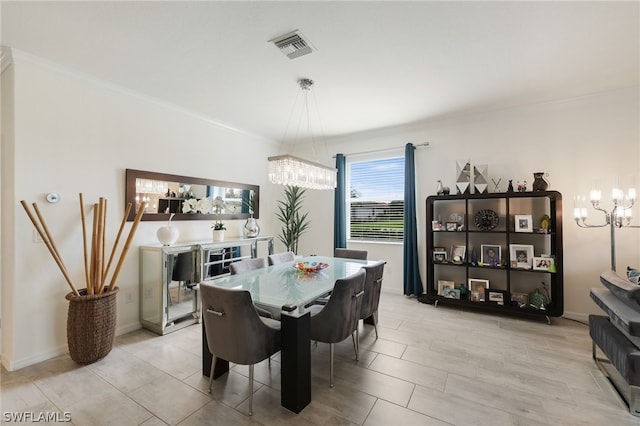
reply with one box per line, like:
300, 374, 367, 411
125, 292, 133, 304
33, 229, 43, 243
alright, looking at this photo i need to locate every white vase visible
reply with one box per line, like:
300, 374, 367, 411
213, 229, 225, 242
157, 226, 179, 246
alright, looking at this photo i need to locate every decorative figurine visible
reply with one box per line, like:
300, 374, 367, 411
532, 172, 550, 192
507, 180, 514, 192
436, 180, 444, 195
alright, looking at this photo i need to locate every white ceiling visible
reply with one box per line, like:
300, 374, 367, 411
2, 1, 638, 144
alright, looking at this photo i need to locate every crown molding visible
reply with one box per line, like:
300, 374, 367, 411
4, 48, 274, 143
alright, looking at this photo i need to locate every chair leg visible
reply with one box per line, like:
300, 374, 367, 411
373, 311, 379, 339
352, 329, 359, 361
208, 355, 216, 393
248, 364, 254, 416
329, 343, 335, 388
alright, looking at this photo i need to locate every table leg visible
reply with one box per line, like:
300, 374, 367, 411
202, 320, 229, 378
281, 310, 311, 413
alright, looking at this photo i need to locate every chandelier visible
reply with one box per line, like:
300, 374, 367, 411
268, 78, 337, 190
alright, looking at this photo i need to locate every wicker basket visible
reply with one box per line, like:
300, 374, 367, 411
65, 287, 119, 364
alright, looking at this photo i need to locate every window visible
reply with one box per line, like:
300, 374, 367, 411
347, 156, 404, 241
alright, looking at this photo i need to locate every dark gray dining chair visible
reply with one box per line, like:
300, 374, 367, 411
334, 248, 368, 260
267, 251, 295, 266
172, 251, 194, 303
359, 261, 385, 340
200, 283, 281, 416
229, 257, 267, 275
308, 269, 366, 388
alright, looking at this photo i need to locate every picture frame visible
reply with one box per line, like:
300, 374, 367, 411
443, 288, 460, 299
437, 279, 455, 296
446, 221, 458, 231
510, 292, 529, 307
432, 221, 442, 231
433, 250, 448, 263
480, 244, 501, 266
486, 289, 508, 305
450, 245, 466, 264
514, 214, 533, 232
510, 244, 534, 269
468, 278, 489, 301
470, 291, 481, 302
533, 256, 554, 271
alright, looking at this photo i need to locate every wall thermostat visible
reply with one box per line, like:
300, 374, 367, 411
46, 193, 61, 203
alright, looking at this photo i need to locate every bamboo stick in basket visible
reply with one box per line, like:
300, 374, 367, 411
20, 201, 80, 296
106, 202, 146, 293
79, 193, 91, 291
102, 202, 132, 286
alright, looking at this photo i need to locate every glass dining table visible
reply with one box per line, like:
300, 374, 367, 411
200, 255, 371, 413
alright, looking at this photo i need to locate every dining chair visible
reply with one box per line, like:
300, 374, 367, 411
200, 283, 281, 416
229, 257, 267, 275
172, 251, 194, 303
267, 251, 295, 266
228, 257, 279, 321
359, 260, 386, 340
308, 269, 366, 388
334, 248, 368, 260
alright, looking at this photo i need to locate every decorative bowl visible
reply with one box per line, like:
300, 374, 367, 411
293, 261, 329, 272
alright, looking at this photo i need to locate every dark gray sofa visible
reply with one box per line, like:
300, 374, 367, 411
589, 270, 640, 416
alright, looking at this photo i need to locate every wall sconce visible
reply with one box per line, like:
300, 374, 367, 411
574, 176, 638, 271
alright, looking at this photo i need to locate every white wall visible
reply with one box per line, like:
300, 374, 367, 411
1, 51, 281, 370
299, 87, 640, 322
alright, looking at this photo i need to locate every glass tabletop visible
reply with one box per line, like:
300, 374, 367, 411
204, 256, 370, 311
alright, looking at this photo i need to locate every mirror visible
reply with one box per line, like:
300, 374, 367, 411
125, 169, 260, 222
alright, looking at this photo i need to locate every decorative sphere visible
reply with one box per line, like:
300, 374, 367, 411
157, 226, 179, 246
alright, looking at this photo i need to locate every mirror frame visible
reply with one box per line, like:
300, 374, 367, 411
125, 169, 260, 222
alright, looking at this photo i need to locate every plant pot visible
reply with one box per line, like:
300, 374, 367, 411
65, 287, 118, 364
213, 229, 225, 242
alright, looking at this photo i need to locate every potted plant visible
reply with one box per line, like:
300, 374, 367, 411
20, 194, 146, 364
275, 185, 310, 254
211, 196, 227, 241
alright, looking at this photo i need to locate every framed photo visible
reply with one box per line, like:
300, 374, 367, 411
443, 288, 460, 299
446, 222, 458, 231
533, 256, 554, 271
480, 244, 501, 266
468, 278, 489, 301
510, 244, 534, 269
510, 292, 528, 307
515, 214, 533, 232
486, 289, 508, 305
437, 280, 455, 296
433, 250, 448, 263
470, 291, 481, 302
432, 221, 442, 231
450, 245, 466, 264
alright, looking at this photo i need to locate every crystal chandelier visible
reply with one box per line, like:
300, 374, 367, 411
268, 78, 337, 190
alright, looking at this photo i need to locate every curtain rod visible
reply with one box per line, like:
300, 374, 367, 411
332, 142, 429, 158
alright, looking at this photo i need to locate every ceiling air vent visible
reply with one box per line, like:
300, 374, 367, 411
269, 30, 315, 59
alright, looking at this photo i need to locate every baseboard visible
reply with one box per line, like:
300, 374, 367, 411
1, 322, 143, 372
562, 311, 589, 325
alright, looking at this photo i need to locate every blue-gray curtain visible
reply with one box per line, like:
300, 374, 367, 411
403, 143, 424, 296
334, 154, 347, 250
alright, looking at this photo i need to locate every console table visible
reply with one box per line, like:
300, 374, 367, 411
139, 236, 274, 334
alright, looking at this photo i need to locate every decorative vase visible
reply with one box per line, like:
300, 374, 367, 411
65, 287, 119, 364
157, 226, 179, 246
213, 229, 225, 242
243, 217, 260, 238
532, 172, 549, 192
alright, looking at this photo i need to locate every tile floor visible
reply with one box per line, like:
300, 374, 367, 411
2, 291, 638, 425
